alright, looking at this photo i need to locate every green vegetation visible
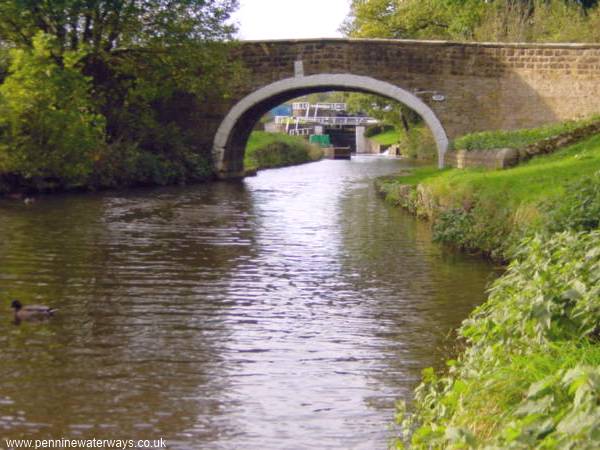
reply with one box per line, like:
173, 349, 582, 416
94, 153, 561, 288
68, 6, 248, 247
364, 124, 395, 139
368, 124, 437, 160
400, 125, 437, 160
378, 121, 600, 448
369, 128, 400, 146
379, 132, 600, 259
0, 33, 105, 189
454, 117, 600, 151
343, 0, 600, 43
0, 1, 239, 194
396, 231, 600, 449
244, 132, 323, 171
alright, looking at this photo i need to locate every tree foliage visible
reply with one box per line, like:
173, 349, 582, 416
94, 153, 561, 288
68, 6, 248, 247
0, 0, 238, 53
343, 0, 600, 42
0, 1, 240, 191
342, 0, 486, 40
0, 32, 105, 187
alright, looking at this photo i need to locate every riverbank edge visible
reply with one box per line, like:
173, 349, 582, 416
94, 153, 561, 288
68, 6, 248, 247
378, 137, 600, 448
0, 134, 325, 199
244, 131, 324, 173
0, 170, 219, 200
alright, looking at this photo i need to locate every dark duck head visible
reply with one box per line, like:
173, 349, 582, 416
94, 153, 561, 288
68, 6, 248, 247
11, 299, 57, 323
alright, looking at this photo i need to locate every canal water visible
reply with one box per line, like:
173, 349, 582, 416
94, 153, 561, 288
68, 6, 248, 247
0, 156, 494, 449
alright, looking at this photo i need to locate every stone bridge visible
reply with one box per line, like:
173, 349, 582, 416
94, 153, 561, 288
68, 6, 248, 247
209, 38, 600, 177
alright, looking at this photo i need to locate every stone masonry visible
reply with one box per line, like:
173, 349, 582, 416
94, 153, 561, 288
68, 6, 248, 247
209, 38, 600, 177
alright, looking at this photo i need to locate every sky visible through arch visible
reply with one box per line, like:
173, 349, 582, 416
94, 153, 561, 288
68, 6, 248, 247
232, 0, 350, 40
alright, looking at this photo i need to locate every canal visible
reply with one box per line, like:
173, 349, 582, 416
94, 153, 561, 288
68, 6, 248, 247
0, 156, 495, 449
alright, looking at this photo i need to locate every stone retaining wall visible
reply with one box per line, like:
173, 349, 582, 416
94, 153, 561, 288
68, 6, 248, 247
444, 120, 600, 169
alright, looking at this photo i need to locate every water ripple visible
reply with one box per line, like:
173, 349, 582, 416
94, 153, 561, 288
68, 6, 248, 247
0, 157, 495, 449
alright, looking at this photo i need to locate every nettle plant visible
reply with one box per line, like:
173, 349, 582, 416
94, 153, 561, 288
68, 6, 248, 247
464, 231, 600, 350
395, 230, 600, 449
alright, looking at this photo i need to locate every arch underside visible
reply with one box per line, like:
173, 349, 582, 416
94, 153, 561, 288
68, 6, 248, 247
213, 74, 449, 177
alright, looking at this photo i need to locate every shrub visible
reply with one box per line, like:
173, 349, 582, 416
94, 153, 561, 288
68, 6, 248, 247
396, 231, 600, 449
464, 231, 600, 350
543, 171, 600, 233
432, 209, 474, 249
0, 33, 105, 189
364, 123, 394, 138
90, 140, 212, 189
399, 124, 437, 160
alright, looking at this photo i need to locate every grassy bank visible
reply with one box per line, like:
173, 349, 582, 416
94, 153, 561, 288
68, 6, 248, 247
378, 133, 600, 260
244, 131, 323, 171
453, 116, 599, 151
370, 128, 401, 146
380, 127, 600, 449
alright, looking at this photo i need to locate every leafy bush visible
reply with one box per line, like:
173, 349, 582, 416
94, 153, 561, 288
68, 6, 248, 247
432, 209, 474, 248
396, 231, 600, 449
0, 33, 105, 188
364, 124, 394, 138
399, 341, 600, 449
399, 124, 437, 160
0, 45, 9, 82
543, 171, 600, 233
465, 232, 600, 350
90, 139, 212, 189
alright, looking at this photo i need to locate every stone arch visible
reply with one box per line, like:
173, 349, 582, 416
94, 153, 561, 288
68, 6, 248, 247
213, 74, 449, 177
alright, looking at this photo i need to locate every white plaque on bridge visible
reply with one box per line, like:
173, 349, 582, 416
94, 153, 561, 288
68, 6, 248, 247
294, 60, 304, 77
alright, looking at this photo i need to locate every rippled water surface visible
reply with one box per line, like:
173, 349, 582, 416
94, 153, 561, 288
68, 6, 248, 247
0, 157, 495, 449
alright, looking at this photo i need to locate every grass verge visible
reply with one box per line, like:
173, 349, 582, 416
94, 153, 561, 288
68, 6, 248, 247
378, 133, 600, 259
370, 128, 401, 146
453, 116, 599, 151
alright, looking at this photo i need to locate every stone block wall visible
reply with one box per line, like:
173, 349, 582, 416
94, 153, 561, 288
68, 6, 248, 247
229, 39, 600, 140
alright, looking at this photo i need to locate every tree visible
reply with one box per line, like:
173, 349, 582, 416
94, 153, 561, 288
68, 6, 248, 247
0, 1, 241, 131
0, 1, 238, 54
0, 32, 105, 187
0, 1, 242, 189
341, 0, 486, 40
342, 0, 600, 43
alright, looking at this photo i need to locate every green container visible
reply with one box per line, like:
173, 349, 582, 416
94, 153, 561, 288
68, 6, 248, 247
309, 134, 331, 147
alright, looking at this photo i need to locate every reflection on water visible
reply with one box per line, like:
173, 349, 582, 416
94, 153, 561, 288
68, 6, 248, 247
0, 156, 495, 449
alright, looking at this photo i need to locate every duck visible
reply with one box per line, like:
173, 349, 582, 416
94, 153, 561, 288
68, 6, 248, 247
11, 299, 57, 322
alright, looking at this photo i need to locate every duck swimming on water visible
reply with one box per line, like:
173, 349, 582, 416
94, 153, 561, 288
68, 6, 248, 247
11, 300, 57, 322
